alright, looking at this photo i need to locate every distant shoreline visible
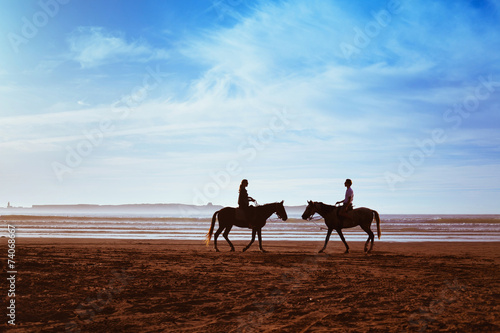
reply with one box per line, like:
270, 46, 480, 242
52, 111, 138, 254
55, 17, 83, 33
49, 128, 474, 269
1, 206, 500, 218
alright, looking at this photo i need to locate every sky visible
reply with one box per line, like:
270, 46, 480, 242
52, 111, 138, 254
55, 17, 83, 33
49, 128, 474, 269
1, 0, 499, 214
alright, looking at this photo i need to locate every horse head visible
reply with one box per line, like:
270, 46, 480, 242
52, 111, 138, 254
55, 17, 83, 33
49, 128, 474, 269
301, 200, 318, 220
275, 200, 288, 221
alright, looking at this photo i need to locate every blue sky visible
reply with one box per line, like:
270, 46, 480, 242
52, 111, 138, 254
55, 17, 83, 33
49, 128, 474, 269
1, 0, 499, 213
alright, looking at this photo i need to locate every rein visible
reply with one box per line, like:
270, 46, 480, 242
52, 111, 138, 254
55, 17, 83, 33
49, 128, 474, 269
307, 214, 328, 231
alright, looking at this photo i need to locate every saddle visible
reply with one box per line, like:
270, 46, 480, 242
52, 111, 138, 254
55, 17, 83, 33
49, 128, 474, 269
337, 204, 354, 222
235, 208, 246, 221
235, 207, 256, 227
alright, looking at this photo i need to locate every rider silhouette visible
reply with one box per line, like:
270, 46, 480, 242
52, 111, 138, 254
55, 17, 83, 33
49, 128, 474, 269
336, 179, 354, 225
238, 179, 256, 227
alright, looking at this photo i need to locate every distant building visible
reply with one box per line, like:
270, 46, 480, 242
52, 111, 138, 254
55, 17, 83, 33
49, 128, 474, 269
7, 202, 11, 208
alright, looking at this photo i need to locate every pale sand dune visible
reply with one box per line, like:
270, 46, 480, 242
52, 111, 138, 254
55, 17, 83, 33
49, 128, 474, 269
2, 239, 499, 332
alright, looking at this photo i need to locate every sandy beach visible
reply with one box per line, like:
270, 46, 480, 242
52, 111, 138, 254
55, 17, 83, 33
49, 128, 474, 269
1, 238, 499, 332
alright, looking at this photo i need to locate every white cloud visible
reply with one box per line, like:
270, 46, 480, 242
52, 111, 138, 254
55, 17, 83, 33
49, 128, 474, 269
77, 100, 90, 106
67, 26, 169, 68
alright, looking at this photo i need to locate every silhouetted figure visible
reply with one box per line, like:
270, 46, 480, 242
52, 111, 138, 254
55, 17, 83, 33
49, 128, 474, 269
238, 179, 256, 227
336, 179, 354, 225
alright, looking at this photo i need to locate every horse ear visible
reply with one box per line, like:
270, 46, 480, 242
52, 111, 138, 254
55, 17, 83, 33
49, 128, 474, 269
280, 200, 284, 204
308, 200, 312, 204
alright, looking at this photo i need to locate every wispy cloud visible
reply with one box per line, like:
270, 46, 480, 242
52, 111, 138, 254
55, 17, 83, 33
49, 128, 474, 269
67, 26, 169, 68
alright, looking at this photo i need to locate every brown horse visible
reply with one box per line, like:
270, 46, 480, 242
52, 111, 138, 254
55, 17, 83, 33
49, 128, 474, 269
302, 201, 381, 253
205, 201, 287, 252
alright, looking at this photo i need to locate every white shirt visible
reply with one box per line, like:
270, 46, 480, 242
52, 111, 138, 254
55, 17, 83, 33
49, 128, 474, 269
344, 187, 354, 204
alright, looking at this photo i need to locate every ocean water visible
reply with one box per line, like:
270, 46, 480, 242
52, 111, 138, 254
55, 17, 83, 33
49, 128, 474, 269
1, 212, 500, 242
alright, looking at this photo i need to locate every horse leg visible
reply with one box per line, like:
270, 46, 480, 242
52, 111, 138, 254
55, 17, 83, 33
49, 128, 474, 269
243, 229, 256, 252
336, 229, 349, 254
223, 225, 235, 252
368, 231, 375, 253
319, 228, 333, 253
257, 228, 266, 253
213, 226, 225, 252
361, 225, 375, 253
368, 230, 375, 253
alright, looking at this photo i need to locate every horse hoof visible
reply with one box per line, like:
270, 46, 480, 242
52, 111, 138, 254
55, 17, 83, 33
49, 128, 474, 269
344, 250, 349, 254
242, 248, 248, 252
318, 250, 324, 254
260, 249, 267, 253
230, 248, 235, 252
215, 249, 220, 252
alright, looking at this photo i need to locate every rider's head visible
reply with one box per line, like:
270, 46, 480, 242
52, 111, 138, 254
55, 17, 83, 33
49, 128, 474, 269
240, 179, 249, 188
345, 179, 352, 187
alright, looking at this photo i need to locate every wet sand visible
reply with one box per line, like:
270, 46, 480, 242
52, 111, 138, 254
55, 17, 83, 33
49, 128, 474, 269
2, 238, 499, 332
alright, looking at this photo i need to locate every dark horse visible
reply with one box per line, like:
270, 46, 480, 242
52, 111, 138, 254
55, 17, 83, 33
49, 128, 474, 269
302, 201, 381, 254
205, 201, 287, 252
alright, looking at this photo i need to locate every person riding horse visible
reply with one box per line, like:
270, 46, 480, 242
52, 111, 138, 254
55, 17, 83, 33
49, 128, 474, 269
335, 179, 354, 224
238, 179, 256, 227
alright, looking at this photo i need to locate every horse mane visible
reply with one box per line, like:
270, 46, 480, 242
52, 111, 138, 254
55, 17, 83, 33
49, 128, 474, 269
259, 202, 278, 208
259, 202, 283, 208
254, 202, 280, 212
317, 201, 336, 214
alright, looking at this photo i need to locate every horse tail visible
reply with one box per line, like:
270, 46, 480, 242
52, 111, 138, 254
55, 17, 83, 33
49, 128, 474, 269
205, 210, 219, 246
373, 210, 381, 239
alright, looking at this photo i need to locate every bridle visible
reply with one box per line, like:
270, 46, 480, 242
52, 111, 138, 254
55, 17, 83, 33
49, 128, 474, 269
304, 202, 328, 230
304, 202, 318, 221
274, 202, 286, 220
260, 202, 286, 222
